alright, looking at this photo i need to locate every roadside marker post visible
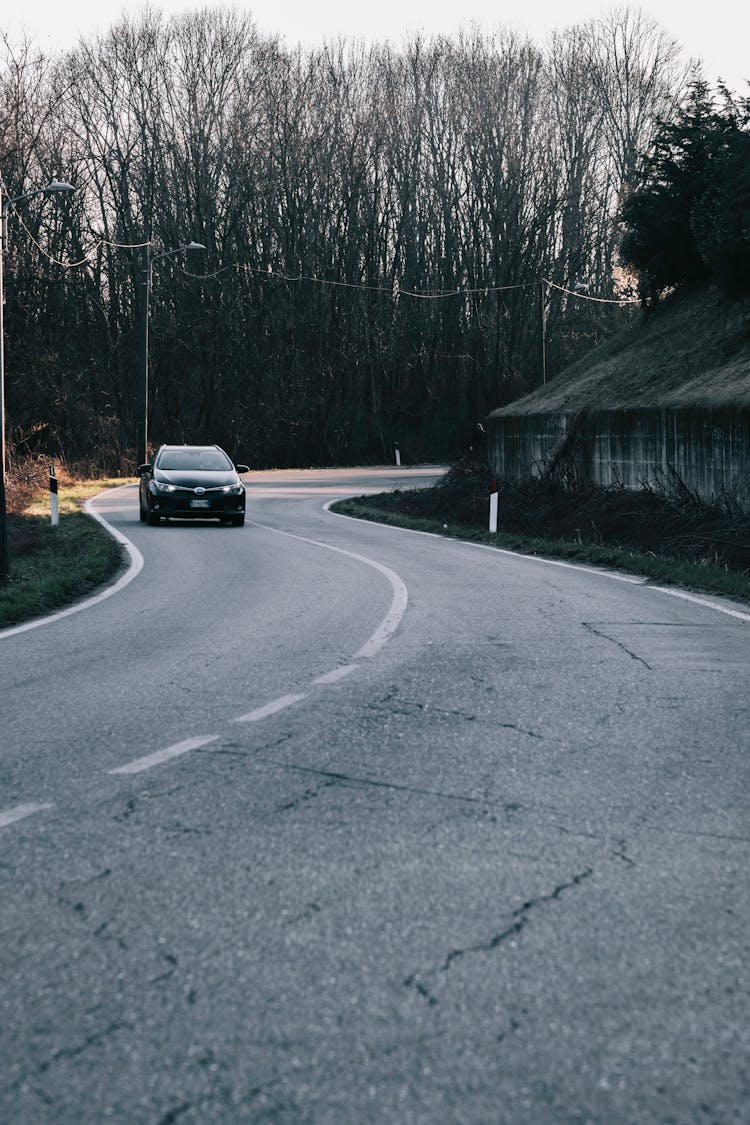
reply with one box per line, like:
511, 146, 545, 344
394, 443, 401, 468
49, 465, 59, 527
489, 479, 498, 534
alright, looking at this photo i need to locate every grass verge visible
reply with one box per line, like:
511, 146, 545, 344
0, 476, 128, 629
331, 462, 750, 606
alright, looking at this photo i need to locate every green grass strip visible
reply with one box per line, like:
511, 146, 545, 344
0, 480, 127, 628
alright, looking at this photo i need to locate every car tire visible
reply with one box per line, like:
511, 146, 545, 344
230, 516, 244, 527
147, 509, 160, 526
139, 502, 148, 523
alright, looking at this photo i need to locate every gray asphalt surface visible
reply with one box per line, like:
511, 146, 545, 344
1, 466, 748, 1124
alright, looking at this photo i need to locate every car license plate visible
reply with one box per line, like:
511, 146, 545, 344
190, 498, 211, 509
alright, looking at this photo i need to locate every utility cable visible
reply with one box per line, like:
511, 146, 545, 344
4, 203, 637, 306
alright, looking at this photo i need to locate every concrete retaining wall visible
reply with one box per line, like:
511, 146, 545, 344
487, 407, 750, 505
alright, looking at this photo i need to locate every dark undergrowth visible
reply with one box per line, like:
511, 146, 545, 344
333, 459, 750, 604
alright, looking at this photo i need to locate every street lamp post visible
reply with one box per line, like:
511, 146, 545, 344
0, 179, 75, 579
540, 279, 548, 386
136, 239, 205, 467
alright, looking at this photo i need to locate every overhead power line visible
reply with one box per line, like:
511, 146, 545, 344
6, 212, 639, 306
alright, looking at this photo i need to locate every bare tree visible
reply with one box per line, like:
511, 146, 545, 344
1, 7, 687, 468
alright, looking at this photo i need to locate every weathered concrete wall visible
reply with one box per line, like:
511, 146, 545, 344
488, 408, 750, 505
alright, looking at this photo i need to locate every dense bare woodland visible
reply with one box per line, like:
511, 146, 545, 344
0, 7, 689, 468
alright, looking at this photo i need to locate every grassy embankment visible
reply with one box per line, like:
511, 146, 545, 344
0, 464, 128, 628
332, 460, 750, 606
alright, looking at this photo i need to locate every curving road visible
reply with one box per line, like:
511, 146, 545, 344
1, 467, 748, 1124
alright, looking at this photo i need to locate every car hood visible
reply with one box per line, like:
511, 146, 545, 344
155, 470, 239, 488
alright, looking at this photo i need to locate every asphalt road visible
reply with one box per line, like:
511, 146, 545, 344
1, 466, 748, 1124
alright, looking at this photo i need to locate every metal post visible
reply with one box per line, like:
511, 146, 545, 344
541, 280, 547, 386
0, 199, 8, 578
136, 241, 150, 468
135, 239, 203, 467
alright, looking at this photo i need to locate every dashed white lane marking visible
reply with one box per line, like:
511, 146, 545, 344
247, 519, 408, 659
0, 486, 144, 641
234, 694, 308, 723
11, 483, 746, 821
0, 803, 53, 829
4, 497, 409, 816
313, 664, 359, 684
108, 735, 218, 775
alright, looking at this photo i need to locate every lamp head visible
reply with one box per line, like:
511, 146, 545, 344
45, 180, 75, 195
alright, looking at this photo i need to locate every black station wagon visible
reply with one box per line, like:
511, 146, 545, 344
138, 444, 250, 526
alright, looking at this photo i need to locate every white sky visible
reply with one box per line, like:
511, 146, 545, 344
3, 1, 748, 93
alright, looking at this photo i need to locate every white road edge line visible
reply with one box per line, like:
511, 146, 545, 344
234, 694, 308, 723
313, 665, 359, 684
247, 518, 408, 659
0, 803, 54, 829
108, 735, 219, 775
325, 502, 750, 625
648, 586, 750, 623
0, 485, 144, 641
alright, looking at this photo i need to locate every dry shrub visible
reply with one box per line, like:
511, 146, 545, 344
4, 457, 53, 515
386, 458, 750, 574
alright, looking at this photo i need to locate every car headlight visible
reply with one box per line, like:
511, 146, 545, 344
153, 481, 176, 493
223, 484, 245, 495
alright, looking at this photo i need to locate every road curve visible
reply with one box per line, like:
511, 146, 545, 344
1, 467, 748, 1124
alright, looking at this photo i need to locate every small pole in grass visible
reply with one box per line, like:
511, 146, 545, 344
489, 478, 498, 534
49, 464, 59, 527
394, 442, 401, 468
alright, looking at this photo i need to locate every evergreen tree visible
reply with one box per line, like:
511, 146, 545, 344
620, 82, 750, 304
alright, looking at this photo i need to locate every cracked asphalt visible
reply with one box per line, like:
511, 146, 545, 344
1, 467, 748, 1124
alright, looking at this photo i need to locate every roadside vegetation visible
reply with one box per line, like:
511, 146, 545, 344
620, 82, 750, 306
333, 460, 750, 604
3, 457, 750, 631
0, 462, 125, 628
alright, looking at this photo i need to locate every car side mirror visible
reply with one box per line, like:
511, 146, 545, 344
137, 463, 152, 475
236, 464, 250, 474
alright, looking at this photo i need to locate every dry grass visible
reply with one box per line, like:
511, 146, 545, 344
492, 285, 750, 417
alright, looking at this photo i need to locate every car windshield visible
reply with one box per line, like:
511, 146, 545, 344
157, 449, 233, 471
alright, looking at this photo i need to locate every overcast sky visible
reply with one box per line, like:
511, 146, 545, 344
3, 1, 748, 93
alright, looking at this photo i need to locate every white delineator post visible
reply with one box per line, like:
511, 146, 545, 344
489, 478, 498, 533
394, 443, 401, 468
49, 465, 59, 526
